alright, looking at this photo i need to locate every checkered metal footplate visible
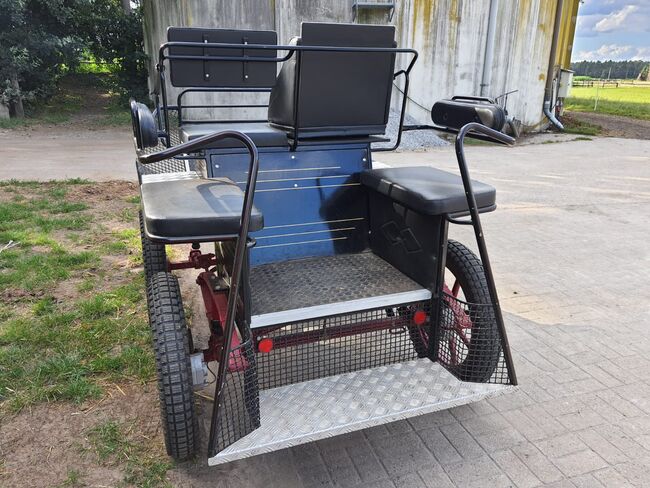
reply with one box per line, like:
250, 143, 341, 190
207, 358, 514, 465
250, 252, 425, 316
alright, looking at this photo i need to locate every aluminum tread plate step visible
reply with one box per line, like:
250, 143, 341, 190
250, 252, 430, 328
208, 359, 514, 465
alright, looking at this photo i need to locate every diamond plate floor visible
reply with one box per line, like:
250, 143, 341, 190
208, 359, 513, 465
249, 252, 428, 326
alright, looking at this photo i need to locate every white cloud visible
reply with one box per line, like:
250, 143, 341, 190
576, 44, 633, 60
577, 2, 650, 36
631, 46, 650, 60
594, 4, 638, 32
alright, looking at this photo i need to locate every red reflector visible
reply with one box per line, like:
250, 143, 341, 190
413, 310, 427, 325
258, 338, 274, 353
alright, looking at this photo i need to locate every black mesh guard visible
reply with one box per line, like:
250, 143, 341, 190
135, 109, 207, 177
210, 294, 514, 455
254, 301, 432, 390
211, 338, 261, 455
436, 293, 509, 384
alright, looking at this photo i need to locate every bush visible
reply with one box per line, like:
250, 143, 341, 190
0, 0, 86, 115
0, 0, 148, 116
77, 1, 149, 101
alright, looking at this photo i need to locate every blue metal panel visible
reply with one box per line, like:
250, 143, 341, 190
208, 144, 371, 266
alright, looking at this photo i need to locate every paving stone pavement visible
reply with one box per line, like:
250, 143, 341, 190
164, 137, 650, 487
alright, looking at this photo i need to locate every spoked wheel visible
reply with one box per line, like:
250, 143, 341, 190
147, 271, 197, 461
139, 210, 167, 282
408, 239, 500, 383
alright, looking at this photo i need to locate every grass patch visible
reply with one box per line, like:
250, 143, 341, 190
0, 180, 151, 412
58, 469, 84, 487
562, 115, 602, 136
566, 85, 650, 120
86, 420, 172, 487
0, 74, 131, 129
97, 99, 132, 127
0, 86, 85, 129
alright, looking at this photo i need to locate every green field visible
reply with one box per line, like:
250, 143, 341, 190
566, 85, 650, 120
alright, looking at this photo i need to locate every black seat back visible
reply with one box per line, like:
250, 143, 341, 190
167, 27, 277, 88
268, 23, 396, 139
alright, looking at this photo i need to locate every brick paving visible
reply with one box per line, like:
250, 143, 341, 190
167, 136, 650, 487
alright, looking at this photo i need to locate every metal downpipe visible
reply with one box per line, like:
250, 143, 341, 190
480, 0, 499, 97
544, 0, 565, 130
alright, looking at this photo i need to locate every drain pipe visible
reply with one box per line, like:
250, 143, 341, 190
543, 0, 564, 130
480, 0, 499, 97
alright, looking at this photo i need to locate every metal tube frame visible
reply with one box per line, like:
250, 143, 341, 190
453, 123, 518, 385
136, 129, 261, 453
153, 40, 418, 151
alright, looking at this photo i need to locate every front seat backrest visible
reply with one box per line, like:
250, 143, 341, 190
268, 22, 396, 139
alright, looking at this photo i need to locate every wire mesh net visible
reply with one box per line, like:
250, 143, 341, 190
136, 109, 207, 176
212, 339, 261, 455
436, 292, 509, 384
253, 301, 432, 390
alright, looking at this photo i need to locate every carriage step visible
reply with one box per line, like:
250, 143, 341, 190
207, 358, 514, 465
249, 252, 430, 328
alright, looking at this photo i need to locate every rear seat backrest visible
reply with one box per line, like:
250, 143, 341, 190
268, 23, 396, 139
166, 27, 278, 88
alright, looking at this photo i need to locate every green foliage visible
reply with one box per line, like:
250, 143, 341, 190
0, 0, 86, 109
77, 1, 149, 101
0, 1, 148, 115
570, 60, 649, 80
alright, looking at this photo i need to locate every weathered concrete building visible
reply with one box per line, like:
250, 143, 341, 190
142, 0, 578, 131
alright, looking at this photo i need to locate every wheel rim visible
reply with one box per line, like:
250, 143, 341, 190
411, 271, 474, 368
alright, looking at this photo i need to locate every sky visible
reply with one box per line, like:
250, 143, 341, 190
573, 0, 650, 61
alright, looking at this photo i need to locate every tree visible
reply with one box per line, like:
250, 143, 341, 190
76, 0, 148, 101
0, 0, 86, 117
0, 0, 148, 118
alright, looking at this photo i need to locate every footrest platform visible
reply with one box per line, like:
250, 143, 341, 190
250, 252, 431, 328
208, 359, 514, 465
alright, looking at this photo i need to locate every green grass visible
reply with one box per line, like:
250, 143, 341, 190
562, 115, 603, 136
96, 99, 132, 127
566, 85, 650, 120
58, 469, 84, 487
0, 181, 152, 412
0, 74, 131, 128
86, 420, 172, 487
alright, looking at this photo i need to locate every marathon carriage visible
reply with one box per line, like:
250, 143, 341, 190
130, 22, 517, 465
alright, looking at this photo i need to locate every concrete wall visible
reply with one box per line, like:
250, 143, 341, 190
142, 0, 567, 130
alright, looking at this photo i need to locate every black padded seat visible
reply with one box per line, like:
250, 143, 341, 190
179, 122, 288, 149
361, 166, 496, 216
141, 176, 264, 243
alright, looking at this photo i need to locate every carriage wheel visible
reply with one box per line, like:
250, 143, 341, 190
408, 239, 500, 383
139, 210, 167, 282
147, 271, 197, 460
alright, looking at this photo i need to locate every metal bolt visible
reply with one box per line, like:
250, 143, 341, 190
205, 73, 210, 79
362, 157, 367, 162
294, 184, 298, 188
291, 155, 295, 159
215, 164, 220, 168
245, 75, 249, 79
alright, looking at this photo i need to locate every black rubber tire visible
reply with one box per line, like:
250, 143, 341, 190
147, 271, 197, 461
139, 211, 167, 282
407, 240, 500, 382
442, 240, 500, 382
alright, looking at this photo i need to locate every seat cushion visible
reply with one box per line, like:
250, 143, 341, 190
361, 166, 496, 216
141, 175, 264, 243
179, 122, 288, 149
